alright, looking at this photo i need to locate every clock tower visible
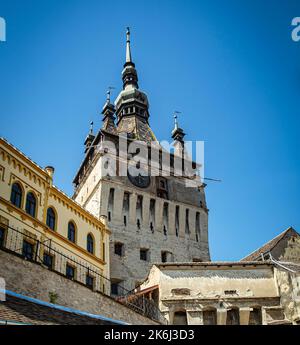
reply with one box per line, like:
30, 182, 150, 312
73, 28, 210, 292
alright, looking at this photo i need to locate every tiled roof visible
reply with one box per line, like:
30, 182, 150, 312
0, 292, 122, 325
241, 227, 299, 262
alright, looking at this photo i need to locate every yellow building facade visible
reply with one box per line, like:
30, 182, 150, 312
0, 137, 110, 293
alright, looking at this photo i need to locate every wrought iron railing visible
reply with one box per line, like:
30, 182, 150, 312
0, 223, 167, 324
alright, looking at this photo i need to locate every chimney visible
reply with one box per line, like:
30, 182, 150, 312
45, 166, 55, 178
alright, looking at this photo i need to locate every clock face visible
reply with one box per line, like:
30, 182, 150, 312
128, 171, 151, 188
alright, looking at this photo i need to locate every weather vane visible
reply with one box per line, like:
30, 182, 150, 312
106, 86, 115, 103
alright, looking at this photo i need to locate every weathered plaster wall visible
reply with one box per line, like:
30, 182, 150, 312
275, 267, 300, 323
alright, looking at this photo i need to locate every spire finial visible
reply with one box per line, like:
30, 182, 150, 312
126, 27, 132, 63
90, 121, 94, 134
106, 86, 115, 103
174, 111, 181, 130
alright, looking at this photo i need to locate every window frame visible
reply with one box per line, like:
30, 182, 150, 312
46, 207, 56, 231
0, 224, 7, 248
114, 242, 124, 256
22, 240, 34, 261
25, 191, 37, 218
10, 182, 23, 208
66, 263, 76, 280
87, 233, 94, 254
140, 248, 149, 261
43, 252, 54, 269
111, 282, 119, 295
86, 274, 94, 290
67, 221, 76, 243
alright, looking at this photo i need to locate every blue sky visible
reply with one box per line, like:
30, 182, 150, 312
0, 0, 299, 260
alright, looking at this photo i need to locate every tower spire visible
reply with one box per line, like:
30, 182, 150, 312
126, 27, 132, 63
102, 87, 116, 133
122, 27, 138, 89
172, 111, 185, 146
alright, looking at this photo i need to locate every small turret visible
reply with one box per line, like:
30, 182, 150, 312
171, 111, 185, 148
102, 88, 116, 132
84, 121, 95, 153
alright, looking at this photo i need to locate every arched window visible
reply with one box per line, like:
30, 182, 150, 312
46, 207, 56, 230
87, 234, 94, 254
25, 192, 37, 217
10, 183, 22, 208
68, 221, 76, 243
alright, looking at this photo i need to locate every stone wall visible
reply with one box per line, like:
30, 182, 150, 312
80, 174, 210, 290
0, 250, 161, 325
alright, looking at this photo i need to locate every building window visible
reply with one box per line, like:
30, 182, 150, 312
0, 225, 6, 248
87, 234, 94, 254
22, 240, 34, 260
136, 195, 143, 229
111, 282, 119, 296
203, 309, 217, 325
66, 264, 75, 280
173, 311, 188, 325
175, 206, 179, 237
86, 274, 94, 289
157, 177, 168, 199
46, 207, 56, 230
114, 242, 124, 256
226, 308, 240, 325
43, 252, 53, 269
25, 192, 37, 217
68, 222, 76, 243
149, 199, 155, 231
249, 307, 262, 325
122, 192, 130, 227
185, 209, 190, 234
102, 242, 105, 261
161, 251, 167, 263
140, 248, 149, 261
10, 183, 22, 208
108, 188, 114, 221
196, 212, 201, 242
